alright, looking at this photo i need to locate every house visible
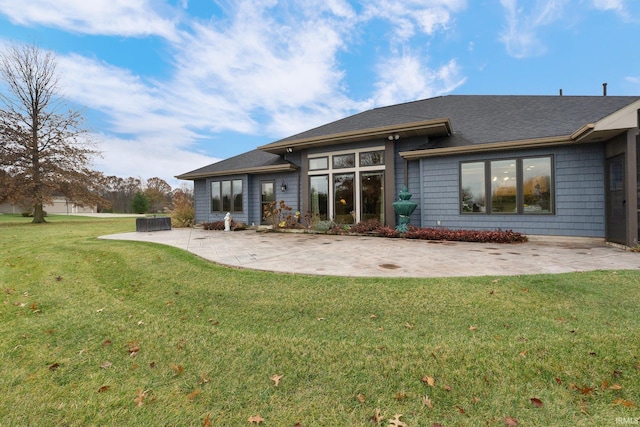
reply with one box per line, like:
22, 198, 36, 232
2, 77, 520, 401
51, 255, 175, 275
0, 196, 96, 215
176, 95, 640, 247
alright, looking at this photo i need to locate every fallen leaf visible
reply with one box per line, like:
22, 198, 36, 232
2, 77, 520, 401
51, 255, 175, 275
394, 391, 406, 400
199, 374, 210, 384
127, 341, 140, 356
469, 325, 478, 331
456, 405, 465, 414
519, 350, 527, 358
370, 408, 384, 424
388, 414, 407, 427
48, 363, 60, 371
316, 317, 325, 321
530, 397, 543, 408
578, 385, 594, 395
443, 384, 452, 391
472, 396, 480, 404
505, 417, 519, 426
489, 290, 495, 295
149, 362, 156, 368
555, 377, 562, 385
423, 395, 433, 408
609, 384, 623, 390
96, 308, 104, 313
103, 339, 112, 346
100, 361, 112, 369
601, 380, 609, 390
248, 414, 265, 424
203, 413, 211, 427
404, 322, 414, 329
56, 276, 63, 281
422, 376, 435, 387
613, 370, 622, 377
270, 374, 283, 387
369, 314, 378, 319
134, 389, 148, 407
356, 393, 365, 403
170, 363, 183, 374
97, 385, 110, 393
614, 399, 637, 407
186, 388, 201, 400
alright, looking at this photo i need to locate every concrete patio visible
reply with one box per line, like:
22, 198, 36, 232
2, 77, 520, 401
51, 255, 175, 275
99, 228, 640, 278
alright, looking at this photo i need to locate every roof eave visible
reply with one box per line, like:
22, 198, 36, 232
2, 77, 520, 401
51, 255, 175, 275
259, 118, 452, 154
399, 135, 575, 160
176, 163, 298, 181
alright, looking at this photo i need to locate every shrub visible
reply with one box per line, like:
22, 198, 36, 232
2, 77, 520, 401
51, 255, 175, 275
350, 219, 382, 234
201, 220, 246, 231
170, 191, 194, 228
403, 226, 527, 243
263, 200, 303, 229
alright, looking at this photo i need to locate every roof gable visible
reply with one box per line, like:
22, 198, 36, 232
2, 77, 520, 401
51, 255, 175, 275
176, 149, 297, 180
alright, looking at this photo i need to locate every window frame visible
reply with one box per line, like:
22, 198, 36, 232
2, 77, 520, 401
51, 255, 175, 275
308, 147, 385, 223
460, 155, 554, 215
211, 179, 244, 213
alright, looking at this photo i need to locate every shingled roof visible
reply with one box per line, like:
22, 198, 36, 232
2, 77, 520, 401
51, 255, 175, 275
178, 95, 640, 179
176, 149, 297, 180
260, 95, 640, 154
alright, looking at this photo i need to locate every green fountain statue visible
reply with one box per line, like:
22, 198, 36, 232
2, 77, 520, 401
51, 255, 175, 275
392, 186, 417, 233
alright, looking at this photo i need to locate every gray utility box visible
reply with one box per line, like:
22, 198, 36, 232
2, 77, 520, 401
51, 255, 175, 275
136, 217, 172, 232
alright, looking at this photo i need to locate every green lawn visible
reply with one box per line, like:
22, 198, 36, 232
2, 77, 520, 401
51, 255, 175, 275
1, 215, 639, 426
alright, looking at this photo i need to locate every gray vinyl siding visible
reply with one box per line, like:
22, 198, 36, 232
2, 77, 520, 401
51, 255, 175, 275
248, 172, 300, 226
418, 143, 606, 237
193, 179, 209, 224
394, 137, 426, 227
194, 175, 249, 224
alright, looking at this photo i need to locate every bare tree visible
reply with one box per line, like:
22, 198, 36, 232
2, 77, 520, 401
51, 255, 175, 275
0, 43, 103, 222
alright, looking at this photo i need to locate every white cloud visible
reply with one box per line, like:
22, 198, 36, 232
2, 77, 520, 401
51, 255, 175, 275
372, 55, 466, 105
93, 134, 220, 187
361, 0, 466, 42
499, 0, 569, 58
1, 0, 471, 183
0, 0, 180, 40
591, 0, 639, 21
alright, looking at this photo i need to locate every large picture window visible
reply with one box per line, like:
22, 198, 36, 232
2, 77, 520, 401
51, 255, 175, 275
308, 147, 385, 224
460, 156, 553, 214
211, 179, 243, 213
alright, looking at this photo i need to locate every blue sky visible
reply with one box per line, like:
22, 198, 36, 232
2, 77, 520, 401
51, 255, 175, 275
1, 0, 639, 186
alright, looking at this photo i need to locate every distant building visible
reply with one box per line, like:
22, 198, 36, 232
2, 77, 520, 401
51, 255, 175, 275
0, 196, 96, 215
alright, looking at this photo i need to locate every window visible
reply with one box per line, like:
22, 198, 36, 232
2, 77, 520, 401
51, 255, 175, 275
333, 153, 355, 169
309, 157, 328, 170
334, 173, 355, 223
460, 156, 553, 214
360, 150, 385, 166
491, 160, 517, 213
211, 179, 243, 213
461, 162, 485, 212
310, 175, 329, 220
308, 147, 385, 224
